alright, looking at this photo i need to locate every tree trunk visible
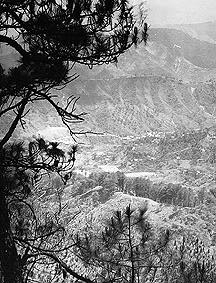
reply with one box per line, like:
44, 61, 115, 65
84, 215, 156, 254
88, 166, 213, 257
0, 193, 23, 283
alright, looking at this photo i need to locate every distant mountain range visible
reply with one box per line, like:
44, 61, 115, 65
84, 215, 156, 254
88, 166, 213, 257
166, 21, 216, 44
61, 24, 216, 140
150, 26, 216, 69
64, 75, 216, 140
3, 22, 216, 141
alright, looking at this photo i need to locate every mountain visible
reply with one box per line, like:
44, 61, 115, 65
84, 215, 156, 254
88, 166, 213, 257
3, 23, 216, 144
69, 29, 216, 82
167, 21, 216, 44
70, 192, 216, 245
62, 26, 216, 140
3, 24, 216, 281
150, 27, 216, 69
62, 75, 216, 140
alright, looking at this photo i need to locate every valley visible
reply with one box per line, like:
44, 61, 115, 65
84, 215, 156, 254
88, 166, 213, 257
15, 23, 216, 235
3, 21, 216, 282
59, 25, 216, 249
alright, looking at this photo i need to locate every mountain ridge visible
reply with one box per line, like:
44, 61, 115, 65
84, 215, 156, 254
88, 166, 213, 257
3, 25, 216, 142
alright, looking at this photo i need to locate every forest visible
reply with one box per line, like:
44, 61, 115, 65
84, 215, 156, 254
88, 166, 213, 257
1, 1, 216, 283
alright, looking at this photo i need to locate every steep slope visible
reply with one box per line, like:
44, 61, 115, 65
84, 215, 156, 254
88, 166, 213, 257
57, 75, 216, 141
16, 67, 216, 142
168, 21, 216, 44
150, 28, 216, 69
4, 25, 216, 142
67, 191, 216, 246
70, 37, 216, 82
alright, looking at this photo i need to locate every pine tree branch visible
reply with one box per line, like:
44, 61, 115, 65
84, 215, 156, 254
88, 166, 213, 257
0, 99, 24, 117
0, 35, 28, 58
40, 252, 95, 283
0, 93, 30, 149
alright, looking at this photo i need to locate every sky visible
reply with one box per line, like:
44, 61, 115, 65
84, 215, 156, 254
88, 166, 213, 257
138, 0, 216, 26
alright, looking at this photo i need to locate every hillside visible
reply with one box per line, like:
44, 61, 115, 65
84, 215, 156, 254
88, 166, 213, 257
3, 25, 216, 140
13, 75, 216, 144
5, 22, 216, 282
9, 31, 216, 142
150, 27, 216, 69
168, 21, 216, 44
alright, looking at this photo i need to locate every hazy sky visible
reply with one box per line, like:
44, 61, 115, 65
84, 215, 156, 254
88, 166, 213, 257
146, 0, 216, 25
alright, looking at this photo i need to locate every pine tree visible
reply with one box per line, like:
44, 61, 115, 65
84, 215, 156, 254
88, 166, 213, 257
0, 1, 148, 282
74, 206, 169, 283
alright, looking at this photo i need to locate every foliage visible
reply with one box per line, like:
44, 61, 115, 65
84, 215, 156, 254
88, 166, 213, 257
0, 0, 148, 282
73, 205, 170, 283
67, 171, 126, 203
0, 0, 148, 145
24, 207, 216, 283
163, 236, 216, 283
68, 170, 216, 208
0, 139, 77, 282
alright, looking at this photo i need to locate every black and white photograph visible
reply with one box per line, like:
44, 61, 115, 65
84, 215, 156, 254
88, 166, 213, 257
1, 0, 216, 282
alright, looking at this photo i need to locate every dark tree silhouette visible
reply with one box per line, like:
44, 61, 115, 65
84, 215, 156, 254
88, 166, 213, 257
0, 1, 148, 282
162, 236, 216, 283
0, 138, 78, 283
0, 0, 148, 146
73, 205, 169, 283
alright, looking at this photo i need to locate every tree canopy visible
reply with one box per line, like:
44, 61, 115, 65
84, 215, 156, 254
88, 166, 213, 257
0, 1, 148, 282
0, 0, 148, 146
